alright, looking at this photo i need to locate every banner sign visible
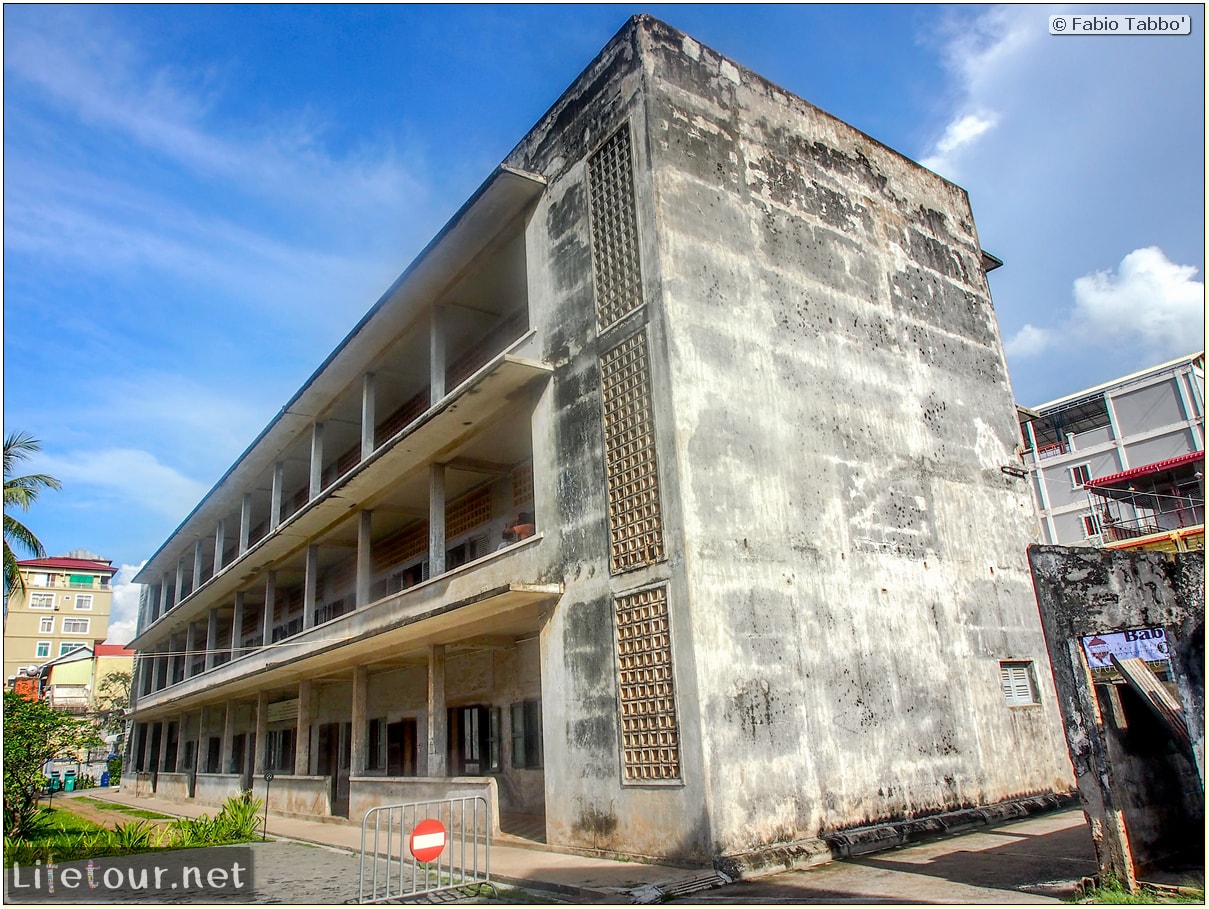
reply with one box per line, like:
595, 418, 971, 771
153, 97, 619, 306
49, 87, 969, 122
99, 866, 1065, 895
1080, 627, 1170, 671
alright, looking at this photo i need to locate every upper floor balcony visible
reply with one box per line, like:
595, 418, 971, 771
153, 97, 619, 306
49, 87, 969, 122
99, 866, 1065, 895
132, 166, 549, 658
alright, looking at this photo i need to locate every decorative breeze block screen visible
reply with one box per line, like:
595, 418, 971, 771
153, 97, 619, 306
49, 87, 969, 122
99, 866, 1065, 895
614, 585, 681, 782
600, 331, 666, 573
446, 486, 492, 539
588, 124, 644, 331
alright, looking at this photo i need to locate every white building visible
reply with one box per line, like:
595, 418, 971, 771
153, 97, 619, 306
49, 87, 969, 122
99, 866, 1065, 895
126, 15, 1073, 865
1019, 353, 1205, 547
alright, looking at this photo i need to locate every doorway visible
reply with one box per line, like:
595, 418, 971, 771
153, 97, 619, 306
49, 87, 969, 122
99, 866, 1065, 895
387, 719, 418, 776
318, 722, 351, 817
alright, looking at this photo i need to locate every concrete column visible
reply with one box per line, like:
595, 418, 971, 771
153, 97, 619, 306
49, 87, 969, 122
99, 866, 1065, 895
429, 464, 446, 576
170, 634, 183, 684
174, 559, 185, 606
175, 713, 190, 772
304, 544, 319, 628
139, 722, 153, 772
185, 621, 198, 679
126, 723, 140, 772
262, 572, 276, 646
295, 679, 313, 776
270, 462, 284, 531
253, 691, 269, 775
193, 539, 204, 592
356, 510, 373, 609
205, 607, 219, 671
220, 701, 236, 774
231, 592, 245, 660
351, 665, 368, 774
214, 519, 226, 573
1103, 393, 1129, 471
239, 493, 253, 555
426, 645, 447, 777
430, 305, 447, 404
361, 373, 376, 459
157, 722, 172, 772
310, 422, 325, 499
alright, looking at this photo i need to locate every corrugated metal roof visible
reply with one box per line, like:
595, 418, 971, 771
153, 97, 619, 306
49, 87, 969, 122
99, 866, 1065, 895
1085, 451, 1205, 489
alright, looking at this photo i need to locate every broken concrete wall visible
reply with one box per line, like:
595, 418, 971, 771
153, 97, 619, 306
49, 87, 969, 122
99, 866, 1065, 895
1028, 544, 1205, 884
638, 16, 1075, 859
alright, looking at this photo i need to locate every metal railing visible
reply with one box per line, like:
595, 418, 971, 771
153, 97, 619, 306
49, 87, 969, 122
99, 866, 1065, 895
359, 796, 490, 903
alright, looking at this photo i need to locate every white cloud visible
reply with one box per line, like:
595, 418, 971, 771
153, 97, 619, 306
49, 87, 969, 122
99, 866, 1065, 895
1005, 323, 1055, 358
105, 561, 146, 645
920, 112, 998, 173
1008, 247, 1205, 360
35, 449, 208, 520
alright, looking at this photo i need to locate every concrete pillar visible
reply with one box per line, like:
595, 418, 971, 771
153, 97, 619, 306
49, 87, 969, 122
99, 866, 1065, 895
155, 646, 169, 691
205, 607, 219, 671
361, 373, 376, 459
304, 544, 319, 628
161, 571, 172, 617
262, 572, 276, 646
429, 464, 446, 576
295, 679, 313, 776
193, 539, 204, 592
214, 519, 226, 573
139, 722, 153, 772
239, 493, 252, 556
231, 592, 245, 660
174, 559, 185, 606
426, 645, 447, 777
185, 621, 198, 679
430, 305, 447, 404
270, 462, 284, 531
351, 666, 368, 774
175, 713, 190, 772
171, 633, 184, 684
254, 691, 269, 775
220, 701, 236, 773
157, 722, 172, 772
356, 510, 373, 609
310, 422, 325, 499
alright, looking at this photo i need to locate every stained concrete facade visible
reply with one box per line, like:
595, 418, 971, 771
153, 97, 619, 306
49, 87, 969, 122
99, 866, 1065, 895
127, 16, 1073, 865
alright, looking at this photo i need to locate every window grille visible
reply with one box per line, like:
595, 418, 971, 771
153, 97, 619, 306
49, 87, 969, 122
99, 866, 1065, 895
601, 331, 666, 573
614, 585, 681, 782
512, 460, 534, 509
446, 487, 492, 539
62, 617, 91, 634
588, 124, 644, 331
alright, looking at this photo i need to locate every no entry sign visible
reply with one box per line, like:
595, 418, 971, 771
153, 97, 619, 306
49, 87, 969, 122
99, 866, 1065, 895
409, 818, 447, 863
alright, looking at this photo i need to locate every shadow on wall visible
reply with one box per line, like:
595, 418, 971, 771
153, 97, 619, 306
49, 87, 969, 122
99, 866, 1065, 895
1027, 544, 1205, 891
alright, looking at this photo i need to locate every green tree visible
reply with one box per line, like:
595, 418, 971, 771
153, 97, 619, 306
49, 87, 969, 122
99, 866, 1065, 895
4, 432, 61, 597
3, 690, 102, 838
94, 670, 131, 736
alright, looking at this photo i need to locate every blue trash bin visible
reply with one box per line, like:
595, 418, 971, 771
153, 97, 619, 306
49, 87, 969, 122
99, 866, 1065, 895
101, 771, 110, 787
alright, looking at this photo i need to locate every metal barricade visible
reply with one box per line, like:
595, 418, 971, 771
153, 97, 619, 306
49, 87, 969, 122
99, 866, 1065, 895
358, 796, 490, 903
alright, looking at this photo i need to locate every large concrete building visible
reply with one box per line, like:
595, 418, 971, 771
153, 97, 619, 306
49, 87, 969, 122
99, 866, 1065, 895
4, 552, 117, 682
126, 16, 1073, 864
1018, 353, 1204, 551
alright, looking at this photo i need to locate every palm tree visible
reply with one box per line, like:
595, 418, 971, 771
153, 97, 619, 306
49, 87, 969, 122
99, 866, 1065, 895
4, 432, 61, 597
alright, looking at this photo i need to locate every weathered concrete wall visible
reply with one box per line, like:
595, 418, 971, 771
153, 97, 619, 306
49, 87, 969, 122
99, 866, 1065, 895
637, 17, 1074, 857
193, 772, 242, 807
348, 776, 499, 832
507, 16, 712, 861
1028, 544, 1205, 884
263, 774, 332, 819
154, 771, 192, 801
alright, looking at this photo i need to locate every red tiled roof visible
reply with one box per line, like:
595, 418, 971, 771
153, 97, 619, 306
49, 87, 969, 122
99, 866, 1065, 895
1085, 451, 1205, 489
17, 557, 115, 575
94, 644, 134, 657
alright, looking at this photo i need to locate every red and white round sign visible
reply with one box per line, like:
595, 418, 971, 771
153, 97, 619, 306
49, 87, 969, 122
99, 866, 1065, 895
409, 818, 447, 863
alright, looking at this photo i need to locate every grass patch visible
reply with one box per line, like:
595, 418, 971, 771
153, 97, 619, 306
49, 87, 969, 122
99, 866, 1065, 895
68, 797, 173, 820
1076, 873, 1206, 904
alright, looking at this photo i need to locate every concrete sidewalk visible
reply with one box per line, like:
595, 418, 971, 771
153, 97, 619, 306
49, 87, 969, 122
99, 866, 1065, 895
80, 787, 1099, 903
82, 786, 711, 902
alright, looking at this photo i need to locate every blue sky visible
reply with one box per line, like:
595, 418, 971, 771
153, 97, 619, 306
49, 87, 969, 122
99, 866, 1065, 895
3, 4, 1204, 641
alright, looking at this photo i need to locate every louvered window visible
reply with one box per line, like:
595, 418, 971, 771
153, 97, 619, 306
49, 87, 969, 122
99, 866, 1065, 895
999, 661, 1038, 706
